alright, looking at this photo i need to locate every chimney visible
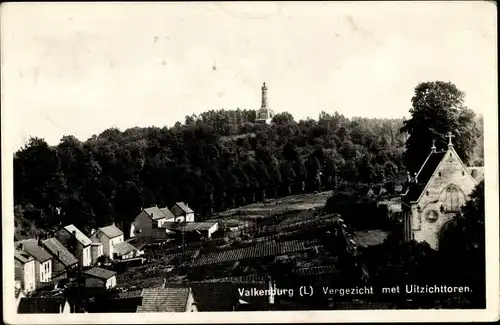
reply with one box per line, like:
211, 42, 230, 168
73, 230, 77, 237
406, 171, 411, 183
38, 236, 43, 247
162, 278, 167, 289
414, 172, 418, 184
19, 243, 24, 251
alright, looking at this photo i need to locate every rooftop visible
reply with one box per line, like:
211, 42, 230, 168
136, 288, 190, 313
113, 241, 138, 256
15, 239, 52, 263
15, 249, 33, 264
173, 202, 194, 214
83, 267, 117, 280
160, 207, 176, 219
143, 206, 166, 221
42, 237, 78, 267
112, 289, 143, 300
293, 265, 338, 277
404, 151, 446, 202
162, 221, 217, 232
167, 282, 269, 311
98, 224, 123, 239
64, 224, 93, 246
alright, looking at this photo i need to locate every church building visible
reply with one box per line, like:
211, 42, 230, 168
255, 82, 274, 124
401, 132, 484, 250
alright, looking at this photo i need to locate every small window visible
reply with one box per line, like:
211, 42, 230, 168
444, 184, 462, 212
426, 191, 429, 196
438, 171, 442, 177
462, 171, 465, 176
449, 153, 452, 158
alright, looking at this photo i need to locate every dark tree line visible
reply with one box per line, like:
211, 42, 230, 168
14, 110, 407, 239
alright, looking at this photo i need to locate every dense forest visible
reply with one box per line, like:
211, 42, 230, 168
13, 110, 408, 239
13, 81, 483, 241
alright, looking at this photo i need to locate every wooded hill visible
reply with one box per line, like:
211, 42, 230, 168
14, 110, 409, 240
14, 79, 485, 241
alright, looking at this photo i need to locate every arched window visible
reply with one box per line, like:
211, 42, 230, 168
444, 184, 462, 213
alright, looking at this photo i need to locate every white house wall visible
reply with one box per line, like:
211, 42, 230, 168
24, 260, 36, 293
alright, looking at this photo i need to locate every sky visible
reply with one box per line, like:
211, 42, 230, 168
1, 2, 497, 151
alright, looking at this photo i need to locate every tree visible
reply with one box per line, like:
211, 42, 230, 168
401, 81, 479, 173
438, 180, 485, 307
272, 112, 295, 125
14, 108, 407, 239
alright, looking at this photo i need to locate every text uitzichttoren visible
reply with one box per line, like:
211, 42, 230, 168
238, 285, 472, 298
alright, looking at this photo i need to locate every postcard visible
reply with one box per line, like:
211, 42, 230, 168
2, 1, 498, 323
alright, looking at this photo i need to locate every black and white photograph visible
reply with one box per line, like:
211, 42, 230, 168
2, 1, 498, 323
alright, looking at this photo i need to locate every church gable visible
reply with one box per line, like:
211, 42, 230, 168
417, 146, 476, 210
402, 134, 482, 250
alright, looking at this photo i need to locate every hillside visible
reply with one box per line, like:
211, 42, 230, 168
13, 109, 413, 238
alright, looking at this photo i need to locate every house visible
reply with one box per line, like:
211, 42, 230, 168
88, 289, 144, 313
136, 288, 197, 312
170, 202, 195, 222
41, 237, 78, 280
15, 239, 52, 286
162, 221, 219, 240
132, 206, 174, 238
402, 135, 483, 250
15, 250, 36, 294
160, 207, 177, 225
82, 267, 117, 289
167, 281, 271, 311
90, 224, 124, 260
18, 297, 71, 314
377, 196, 403, 219
90, 242, 104, 265
54, 224, 92, 268
113, 241, 142, 260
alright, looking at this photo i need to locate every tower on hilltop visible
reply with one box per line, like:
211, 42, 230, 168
255, 82, 274, 124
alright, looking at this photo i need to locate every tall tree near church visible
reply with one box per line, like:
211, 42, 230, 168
400, 81, 479, 173
436, 180, 485, 307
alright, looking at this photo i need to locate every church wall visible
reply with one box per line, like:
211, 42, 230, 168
411, 148, 477, 250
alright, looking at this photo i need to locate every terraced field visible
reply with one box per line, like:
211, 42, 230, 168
218, 191, 333, 218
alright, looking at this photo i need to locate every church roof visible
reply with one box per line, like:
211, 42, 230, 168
404, 151, 446, 202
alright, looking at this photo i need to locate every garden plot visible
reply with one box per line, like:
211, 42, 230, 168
219, 190, 333, 218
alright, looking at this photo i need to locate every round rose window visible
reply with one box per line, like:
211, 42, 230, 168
426, 210, 439, 223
